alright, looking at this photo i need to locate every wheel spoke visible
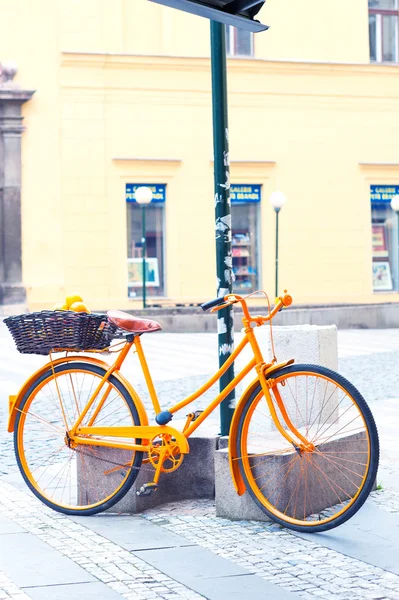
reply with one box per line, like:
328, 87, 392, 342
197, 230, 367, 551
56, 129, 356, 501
238, 367, 377, 531
15, 364, 142, 514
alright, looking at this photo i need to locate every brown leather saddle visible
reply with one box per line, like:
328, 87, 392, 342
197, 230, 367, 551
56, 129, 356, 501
107, 310, 162, 335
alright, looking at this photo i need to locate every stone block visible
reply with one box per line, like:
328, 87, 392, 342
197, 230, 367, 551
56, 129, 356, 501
215, 448, 269, 521
265, 324, 338, 369
215, 431, 369, 521
78, 434, 218, 513
239, 324, 337, 385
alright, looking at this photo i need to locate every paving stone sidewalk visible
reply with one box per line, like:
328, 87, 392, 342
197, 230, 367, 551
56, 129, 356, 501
1, 326, 399, 599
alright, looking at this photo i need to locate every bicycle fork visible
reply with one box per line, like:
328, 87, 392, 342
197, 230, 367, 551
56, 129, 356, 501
245, 321, 315, 454
257, 364, 315, 454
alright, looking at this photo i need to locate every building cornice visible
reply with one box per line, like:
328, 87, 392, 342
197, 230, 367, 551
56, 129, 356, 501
359, 163, 399, 169
61, 51, 399, 77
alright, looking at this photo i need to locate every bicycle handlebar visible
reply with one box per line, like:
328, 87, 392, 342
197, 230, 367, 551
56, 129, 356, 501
200, 290, 293, 324
200, 296, 227, 312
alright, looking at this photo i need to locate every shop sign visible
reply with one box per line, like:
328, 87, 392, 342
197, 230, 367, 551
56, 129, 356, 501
231, 185, 261, 203
370, 185, 399, 204
126, 184, 166, 203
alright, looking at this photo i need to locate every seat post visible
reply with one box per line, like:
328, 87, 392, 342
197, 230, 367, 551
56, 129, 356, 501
113, 338, 135, 370
134, 335, 162, 414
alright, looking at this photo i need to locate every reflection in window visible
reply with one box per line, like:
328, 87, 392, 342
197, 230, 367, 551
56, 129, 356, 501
226, 26, 253, 56
126, 203, 165, 298
369, 0, 399, 62
371, 187, 399, 292
369, 14, 377, 61
383, 14, 398, 60
369, 0, 397, 8
231, 204, 260, 293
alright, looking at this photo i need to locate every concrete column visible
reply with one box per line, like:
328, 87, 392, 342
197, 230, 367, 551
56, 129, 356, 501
0, 62, 34, 305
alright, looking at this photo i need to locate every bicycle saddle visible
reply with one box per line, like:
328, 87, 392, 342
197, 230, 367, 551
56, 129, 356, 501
107, 310, 162, 334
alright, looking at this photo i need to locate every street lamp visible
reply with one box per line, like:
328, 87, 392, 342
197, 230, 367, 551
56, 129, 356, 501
134, 186, 153, 309
269, 191, 287, 299
391, 194, 399, 213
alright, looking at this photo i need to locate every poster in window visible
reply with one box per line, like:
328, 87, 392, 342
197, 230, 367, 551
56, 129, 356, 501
372, 260, 393, 291
372, 224, 389, 258
128, 258, 160, 288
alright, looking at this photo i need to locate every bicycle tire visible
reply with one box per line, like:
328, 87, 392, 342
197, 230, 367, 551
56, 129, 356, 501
14, 362, 144, 515
235, 364, 379, 533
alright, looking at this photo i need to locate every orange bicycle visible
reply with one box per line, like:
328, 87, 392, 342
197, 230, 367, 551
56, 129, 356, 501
6, 291, 379, 532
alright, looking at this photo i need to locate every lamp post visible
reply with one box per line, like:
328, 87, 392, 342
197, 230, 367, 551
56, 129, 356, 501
210, 21, 235, 437
391, 194, 399, 292
269, 191, 287, 299
134, 186, 153, 309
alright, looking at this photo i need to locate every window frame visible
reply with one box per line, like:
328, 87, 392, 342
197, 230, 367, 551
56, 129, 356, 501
126, 184, 167, 300
369, 2, 399, 63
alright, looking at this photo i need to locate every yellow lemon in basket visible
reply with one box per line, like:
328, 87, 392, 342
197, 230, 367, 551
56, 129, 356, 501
70, 301, 90, 313
65, 294, 83, 309
52, 303, 67, 311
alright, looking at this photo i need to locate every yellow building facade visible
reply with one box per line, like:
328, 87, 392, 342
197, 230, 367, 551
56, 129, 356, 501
1, 0, 399, 310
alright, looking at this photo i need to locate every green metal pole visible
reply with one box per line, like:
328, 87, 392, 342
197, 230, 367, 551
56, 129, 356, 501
275, 208, 279, 298
142, 205, 147, 309
210, 20, 235, 437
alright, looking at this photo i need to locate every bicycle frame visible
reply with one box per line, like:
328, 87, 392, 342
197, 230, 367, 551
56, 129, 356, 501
68, 292, 310, 455
71, 333, 256, 449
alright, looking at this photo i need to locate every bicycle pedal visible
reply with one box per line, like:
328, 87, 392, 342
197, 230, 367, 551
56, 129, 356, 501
136, 483, 158, 497
191, 410, 203, 421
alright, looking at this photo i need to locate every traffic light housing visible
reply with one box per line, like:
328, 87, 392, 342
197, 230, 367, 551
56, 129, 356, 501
148, 0, 268, 32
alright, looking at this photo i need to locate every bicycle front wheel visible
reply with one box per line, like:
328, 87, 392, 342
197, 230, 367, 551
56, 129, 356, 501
236, 364, 379, 532
14, 362, 143, 515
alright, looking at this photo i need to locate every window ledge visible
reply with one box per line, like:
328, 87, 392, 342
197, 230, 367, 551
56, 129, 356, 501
227, 54, 255, 59
369, 60, 399, 66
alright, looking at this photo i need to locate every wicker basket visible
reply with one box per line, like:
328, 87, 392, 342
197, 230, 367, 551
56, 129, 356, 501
4, 311, 117, 356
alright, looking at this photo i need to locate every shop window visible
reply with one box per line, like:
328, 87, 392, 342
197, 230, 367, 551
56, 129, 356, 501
371, 185, 399, 292
231, 185, 261, 293
369, 0, 399, 63
226, 26, 254, 56
126, 184, 166, 298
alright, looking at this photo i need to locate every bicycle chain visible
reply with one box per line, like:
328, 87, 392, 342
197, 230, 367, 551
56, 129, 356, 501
74, 446, 141, 471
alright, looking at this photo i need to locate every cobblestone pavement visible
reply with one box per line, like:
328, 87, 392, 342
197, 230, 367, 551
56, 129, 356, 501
0, 482, 204, 600
142, 497, 399, 600
1, 324, 399, 599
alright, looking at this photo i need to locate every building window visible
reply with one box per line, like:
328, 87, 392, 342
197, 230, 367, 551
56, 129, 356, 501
371, 185, 399, 292
126, 184, 166, 299
226, 26, 254, 56
369, 0, 399, 63
231, 185, 261, 293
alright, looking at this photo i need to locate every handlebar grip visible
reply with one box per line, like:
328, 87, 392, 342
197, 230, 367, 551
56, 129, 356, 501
201, 296, 226, 312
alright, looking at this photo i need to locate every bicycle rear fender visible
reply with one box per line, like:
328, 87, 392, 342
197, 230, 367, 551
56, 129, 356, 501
228, 360, 294, 496
8, 356, 149, 433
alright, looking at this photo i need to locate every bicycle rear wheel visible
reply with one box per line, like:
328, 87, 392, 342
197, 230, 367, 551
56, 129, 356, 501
14, 362, 143, 515
236, 364, 379, 532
